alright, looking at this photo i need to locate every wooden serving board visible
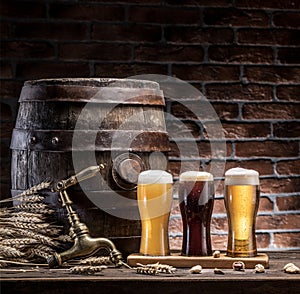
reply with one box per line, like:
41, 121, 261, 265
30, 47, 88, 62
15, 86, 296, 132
127, 252, 269, 269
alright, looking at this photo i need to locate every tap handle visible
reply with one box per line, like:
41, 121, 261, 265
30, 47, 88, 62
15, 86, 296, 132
54, 164, 105, 192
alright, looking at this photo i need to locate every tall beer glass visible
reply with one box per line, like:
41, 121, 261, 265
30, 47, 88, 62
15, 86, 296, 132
137, 170, 173, 256
179, 171, 214, 256
224, 168, 260, 257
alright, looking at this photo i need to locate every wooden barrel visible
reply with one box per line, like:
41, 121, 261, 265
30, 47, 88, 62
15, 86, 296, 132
10, 78, 169, 256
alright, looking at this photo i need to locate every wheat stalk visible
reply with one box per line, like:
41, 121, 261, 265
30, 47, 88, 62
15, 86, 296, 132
14, 203, 54, 214
17, 195, 45, 203
0, 181, 51, 204
3, 221, 50, 231
55, 234, 73, 243
79, 256, 112, 266
136, 262, 177, 274
0, 245, 24, 258
12, 228, 57, 247
0, 238, 38, 248
1, 215, 44, 223
0, 227, 16, 237
69, 265, 107, 275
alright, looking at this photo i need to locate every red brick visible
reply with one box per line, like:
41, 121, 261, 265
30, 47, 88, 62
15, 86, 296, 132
276, 196, 300, 211
276, 159, 300, 175
243, 103, 300, 120
235, 141, 299, 158
164, 27, 234, 44
135, 45, 204, 62
16, 62, 90, 79
276, 86, 300, 101
169, 236, 182, 251
11, 22, 89, 40
169, 141, 232, 159
212, 198, 226, 214
211, 216, 228, 233
0, 142, 10, 158
209, 46, 274, 64
244, 66, 300, 84
211, 234, 227, 251
0, 62, 13, 79
168, 161, 203, 178
238, 28, 300, 46
0, 81, 23, 99
260, 178, 300, 194
205, 83, 273, 101
172, 65, 240, 82
0, 0, 46, 18
222, 122, 270, 138
129, 6, 201, 24
273, 122, 300, 138
49, 3, 124, 21
166, 120, 201, 140
273, 12, 300, 28
256, 214, 300, 230
94, 63, 168, 78
223, 160, 274, 176
258, 197, 274, 212
165, 0, 231, 6
277, 48, 300, 64
274, 233, 300, 248
236, 0, 300, 9
92, 24, 161, 42
213, 103, 239, 120
171, 101, 239, 120
169, 217, 183, 233
256, 233, 271, 249
0, 159, 10, 181
0, 102, 12, 121
1, 41, 54, 59
0, 22, 10, 38
59, 43, 132, 61
204, 8, 269, 27
0, 183, 10, 200
0, 122, 14, 139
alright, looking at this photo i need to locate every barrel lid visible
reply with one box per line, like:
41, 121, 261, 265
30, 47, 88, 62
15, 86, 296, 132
20, 78, 164, 105
225, 167, 259, 185
23, 78, 160, 90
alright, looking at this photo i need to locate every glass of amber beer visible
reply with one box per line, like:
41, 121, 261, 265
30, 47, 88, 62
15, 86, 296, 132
224, 167, 260, 257
137, 170, 173, 256
179, 171, 214, 256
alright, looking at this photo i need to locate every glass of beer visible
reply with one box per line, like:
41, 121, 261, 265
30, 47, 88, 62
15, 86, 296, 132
137, 170, 173, 256
179, 171, 214, 256
224, 167, 260, 257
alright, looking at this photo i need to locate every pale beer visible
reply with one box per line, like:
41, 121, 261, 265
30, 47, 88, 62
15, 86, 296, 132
137, 170, 173, 256
179, 171, 214, 256
224, 168, 260, 257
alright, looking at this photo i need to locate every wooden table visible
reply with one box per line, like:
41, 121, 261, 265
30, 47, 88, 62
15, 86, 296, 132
1, 252, 299, 294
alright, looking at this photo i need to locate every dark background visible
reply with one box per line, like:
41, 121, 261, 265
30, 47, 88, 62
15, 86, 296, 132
0, 0, 299, 251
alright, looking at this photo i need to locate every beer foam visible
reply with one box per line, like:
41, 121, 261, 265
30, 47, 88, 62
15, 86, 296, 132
225, 167, 259, 185
138, 170, 173, 184
179, 171, 213, 182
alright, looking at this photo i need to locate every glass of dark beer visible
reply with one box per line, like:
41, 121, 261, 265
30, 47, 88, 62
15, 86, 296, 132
224, 167, 260, 257
179, 171, 214, 256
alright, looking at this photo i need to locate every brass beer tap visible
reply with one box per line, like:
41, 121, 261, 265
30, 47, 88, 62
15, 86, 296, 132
47, 165, 124, 268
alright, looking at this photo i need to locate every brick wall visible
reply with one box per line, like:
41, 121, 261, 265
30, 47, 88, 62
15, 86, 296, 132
0, 0, 299, 251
